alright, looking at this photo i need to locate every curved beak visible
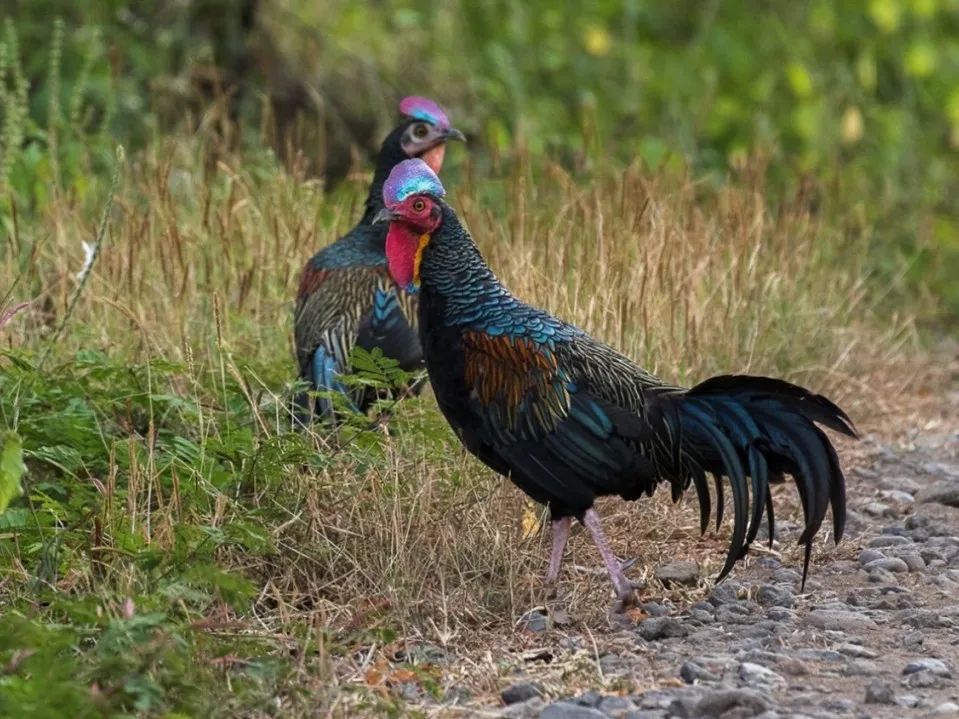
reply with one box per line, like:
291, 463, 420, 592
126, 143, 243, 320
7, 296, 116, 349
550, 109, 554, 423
444, 127, 467, 143
372, 207, 398, 225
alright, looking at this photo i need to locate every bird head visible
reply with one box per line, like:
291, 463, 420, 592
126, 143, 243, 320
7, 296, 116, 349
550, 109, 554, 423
396, 96, 465, 174
373, 158, 447, 293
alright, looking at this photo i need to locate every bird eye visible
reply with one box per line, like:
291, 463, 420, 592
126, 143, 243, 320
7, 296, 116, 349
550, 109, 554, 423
412, 199, 426, 212
413, 123, 429, 138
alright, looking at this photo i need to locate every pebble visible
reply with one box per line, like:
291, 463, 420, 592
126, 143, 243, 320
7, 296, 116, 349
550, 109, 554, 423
502, 682, 544, 705
805, 609, 878, 632
596, 696, 637, 717
934, 702, 959, 715
862, 501, 894, 517
903, 657, 951, 677
638, 617, 688, 641
654, 560, 700, 587
869, 535, 912, 548
640, 602, 670, 617
858, 548, 886, 565
898, 552, 926, 571
836, 642, 878, 659
693, 689, 771, 717
863, 557, 910, 573
756, 584, 793, 608
896, 694, 920, 708
708, 582, 743, 606
539, 702, 606, 719
881, 489, 916, 504
739, 662, 785, 687
864, 679, 895, 704
518, 609, 548, 633
679, 660, 719, 683
765, 607, 797, 622
916, 480, 959, 507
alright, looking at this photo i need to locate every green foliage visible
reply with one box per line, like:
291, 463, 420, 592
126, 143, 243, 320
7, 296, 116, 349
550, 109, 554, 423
0, 431, 26, 514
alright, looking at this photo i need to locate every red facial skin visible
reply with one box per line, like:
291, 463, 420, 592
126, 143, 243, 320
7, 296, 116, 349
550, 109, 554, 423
384, 196, 443, 292
420, 143, 447, 174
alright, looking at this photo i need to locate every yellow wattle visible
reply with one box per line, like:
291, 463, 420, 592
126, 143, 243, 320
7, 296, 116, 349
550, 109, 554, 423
412, 233, 431, 286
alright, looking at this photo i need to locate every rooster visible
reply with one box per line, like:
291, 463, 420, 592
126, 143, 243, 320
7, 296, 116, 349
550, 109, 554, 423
294, 97, 465, 421
374, 159, 856, 609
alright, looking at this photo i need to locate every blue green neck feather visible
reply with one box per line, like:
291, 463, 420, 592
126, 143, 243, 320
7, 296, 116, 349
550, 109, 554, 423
421, 205, 579, 347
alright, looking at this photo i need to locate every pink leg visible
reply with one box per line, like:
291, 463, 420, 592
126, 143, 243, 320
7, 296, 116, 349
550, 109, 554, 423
544, 516, 572, 585
582, 508, 637, 609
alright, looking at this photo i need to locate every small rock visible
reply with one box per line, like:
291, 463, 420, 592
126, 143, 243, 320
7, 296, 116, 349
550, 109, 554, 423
858, 548, 886, 565
688, 608, 715, 624
864, 679, 895, 704
879, 476, 921, 494
864, 557, 910, 573
862, 501, 894, 517
933, 702, 959, 715
898, 552, 926, 571
868, 567, 898, 583
843, 659, 879, 676
638, 617, 688, 641
640, 602, 670, 617
765, 607, 796, 622
880, 489, 916, 504
896, 694, 920, 708
904, 669, 941, 688
596, 696, 637, 717
539, 702, 606, 719
902, 631, 924, 648
824, 698, 858, 713
916, 480, 959, 507
655, 560, 700, 587
836, 643, 878, 659
680, 661, 719, 683
805, 609, 878, 632
502, 683, 544, 705
708, 582, 743, 606
869, 535, 912, 548
756, 584, 793, 608
770, 568, 801, 584
693, 689, 771, 717
903, 657, 951, 677
739, 662, 785, 687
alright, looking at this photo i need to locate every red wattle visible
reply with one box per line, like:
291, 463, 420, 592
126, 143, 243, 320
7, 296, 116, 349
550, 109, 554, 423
385, 224, 421, 290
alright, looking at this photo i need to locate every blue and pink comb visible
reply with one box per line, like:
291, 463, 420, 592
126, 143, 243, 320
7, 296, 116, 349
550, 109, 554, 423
399, 96, 451, 130
383, 159, 446, 209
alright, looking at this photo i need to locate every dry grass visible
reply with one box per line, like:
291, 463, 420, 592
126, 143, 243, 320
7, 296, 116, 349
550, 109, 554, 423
0, 136, 936, 716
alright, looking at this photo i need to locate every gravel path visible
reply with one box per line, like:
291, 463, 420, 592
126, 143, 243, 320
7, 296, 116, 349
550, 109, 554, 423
482, 393, 959, 719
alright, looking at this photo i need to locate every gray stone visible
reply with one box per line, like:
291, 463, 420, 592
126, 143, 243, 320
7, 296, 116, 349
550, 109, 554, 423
518, 609, 548, 633
898, 552, 926, 571
640, 602, 670, 617
770, 568, 802, 584
880, 476, 922, 494
862, 501, 894, 517
638, 616, 688, 640
596, 696, 637, 717
708, 582, 743, 606
500, 697, 546, 718
502, 683, 544, 705
693, 689, 771, 717
904, 669, 941, 688
896, 694, 920, 708
881, 489, 916, 504
539, 702, 606, 719
864, 679, 895, 704
756, 584, 793, 607
654, 560, 700, 587
903, 657, 951, 677
917, 480, 959, 507
869, 535, 912, 547
739, 662, 784, 687
805, 609, 878, 632
680, 660, 719, 683
836, 642, 878, 659
858, 548, 886, 565
765, 607, 796, 622
933, 702, 959, 715
842, 659, 879, 676
864, 557, 910, 572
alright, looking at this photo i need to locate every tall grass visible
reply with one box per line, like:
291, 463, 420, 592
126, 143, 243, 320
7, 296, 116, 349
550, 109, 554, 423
0, 133, 927, 716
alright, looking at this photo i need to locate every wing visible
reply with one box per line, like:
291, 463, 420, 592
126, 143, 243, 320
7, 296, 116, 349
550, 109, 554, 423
459, 331, 666, 513
355, 283, 422, 370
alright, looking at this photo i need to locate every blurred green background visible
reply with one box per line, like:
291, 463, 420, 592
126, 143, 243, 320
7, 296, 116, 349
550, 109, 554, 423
2, 0, 958, 326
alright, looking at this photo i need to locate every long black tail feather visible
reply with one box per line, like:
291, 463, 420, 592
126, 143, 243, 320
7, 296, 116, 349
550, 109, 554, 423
673, 374, 857, 587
